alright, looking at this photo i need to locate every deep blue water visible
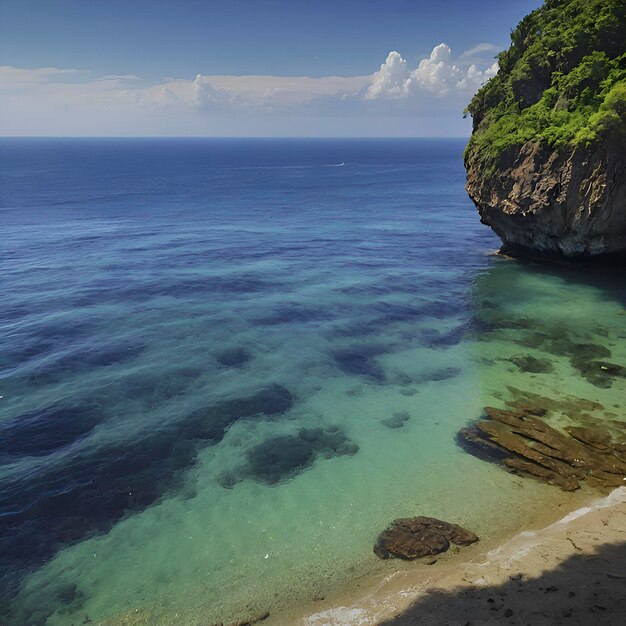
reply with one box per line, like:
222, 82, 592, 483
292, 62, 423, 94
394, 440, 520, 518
2, 139, 623, 625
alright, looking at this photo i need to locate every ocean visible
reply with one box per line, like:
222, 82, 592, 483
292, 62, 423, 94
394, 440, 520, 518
1, 138, 624, 625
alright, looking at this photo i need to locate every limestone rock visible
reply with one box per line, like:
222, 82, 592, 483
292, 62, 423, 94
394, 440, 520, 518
465, 137, 626, 259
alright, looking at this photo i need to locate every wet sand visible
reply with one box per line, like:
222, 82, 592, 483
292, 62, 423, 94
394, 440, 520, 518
295, 487, 626, 626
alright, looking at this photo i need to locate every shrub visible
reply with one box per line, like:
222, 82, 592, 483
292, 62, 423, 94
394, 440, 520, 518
465, 0, 626, 168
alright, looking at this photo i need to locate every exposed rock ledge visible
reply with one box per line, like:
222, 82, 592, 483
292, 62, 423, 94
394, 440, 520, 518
465, 135, 626, 259
457, 389, 626, 492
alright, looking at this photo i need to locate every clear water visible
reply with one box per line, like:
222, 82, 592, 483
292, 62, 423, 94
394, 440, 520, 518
1, 139, 624, 625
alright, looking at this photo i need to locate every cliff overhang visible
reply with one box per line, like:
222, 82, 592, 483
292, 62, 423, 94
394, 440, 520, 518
465, 136, 626, 260
463, 0, 626, 261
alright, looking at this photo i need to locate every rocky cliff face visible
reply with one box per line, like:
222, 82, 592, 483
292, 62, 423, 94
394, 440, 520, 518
463, 0, 626, 260
465, 134, 626, 258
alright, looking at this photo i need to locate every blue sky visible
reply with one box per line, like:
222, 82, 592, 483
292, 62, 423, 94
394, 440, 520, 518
0, 0, 543, 136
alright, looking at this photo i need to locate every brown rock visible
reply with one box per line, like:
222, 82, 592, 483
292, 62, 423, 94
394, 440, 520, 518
608, 420, 626, 432
374, 516, 478, 560
613, 442, 626, 464
566, 426, 613, 453
570, 355, 624, 388
587, 470, 626, 489
505, 401, 547, 417
228, 612, 270, 626
456, 425, 510, 462
508, 354, 554, 373
505, 387, 604, 417
484, 407, 600, 471
475, 419, 585, 480
457, 391, 626, 492
465, 136, 626, 258
504, 457, 579, 491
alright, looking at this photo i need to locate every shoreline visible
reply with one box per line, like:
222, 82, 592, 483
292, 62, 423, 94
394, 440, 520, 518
282, 486, 626, 626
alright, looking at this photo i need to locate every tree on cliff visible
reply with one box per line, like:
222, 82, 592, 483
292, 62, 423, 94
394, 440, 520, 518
465, 0, 626, 168
464, 0, 626, 258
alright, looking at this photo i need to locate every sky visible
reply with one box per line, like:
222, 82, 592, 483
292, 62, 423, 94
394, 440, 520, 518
0, 0, 543, 137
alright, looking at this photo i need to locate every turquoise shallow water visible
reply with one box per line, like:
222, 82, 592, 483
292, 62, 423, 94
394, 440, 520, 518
1, 139, 624, 625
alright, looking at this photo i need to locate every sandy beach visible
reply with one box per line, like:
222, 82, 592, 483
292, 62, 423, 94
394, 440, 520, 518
295, 487, 626, 626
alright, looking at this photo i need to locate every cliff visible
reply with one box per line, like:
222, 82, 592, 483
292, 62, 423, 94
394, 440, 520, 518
464, 0, 626, 259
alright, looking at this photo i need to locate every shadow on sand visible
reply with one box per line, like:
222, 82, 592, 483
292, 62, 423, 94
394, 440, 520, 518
379, 541, 626, 626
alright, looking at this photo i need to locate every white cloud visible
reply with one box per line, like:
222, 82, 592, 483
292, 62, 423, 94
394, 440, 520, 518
459, 43, 499, 60
191, 74, 232, 109
96, 74, 140, 83
0, 46, 497, 135
365, 43, 498, 99
408, 43, 461, 95
365, 51, 409, 99
456, 61, 498, 92
0, 66, 90, 94
0, 48, 495, 116
0, 66, 86, 82
190, 73, 368, 110
0, 66, 369, 115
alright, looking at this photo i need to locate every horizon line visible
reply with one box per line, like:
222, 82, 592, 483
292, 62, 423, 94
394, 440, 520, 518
0, 135, 471, 140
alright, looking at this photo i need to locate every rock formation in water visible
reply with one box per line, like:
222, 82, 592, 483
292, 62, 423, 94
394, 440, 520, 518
464, 0, 626, 259
457, 388, 626, 492
374, 516, 478, 560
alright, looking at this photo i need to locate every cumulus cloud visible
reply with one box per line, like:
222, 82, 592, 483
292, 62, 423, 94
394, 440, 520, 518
190, 73, 368, 110
192, 74, 232, 109
0, 44, 498, 135
365, 51, 409, 99
1, 46, 496, 115
457, 61, 498, 92
0, 66, 369, 114
409, 43, 461, 95
366, 43, 498, 99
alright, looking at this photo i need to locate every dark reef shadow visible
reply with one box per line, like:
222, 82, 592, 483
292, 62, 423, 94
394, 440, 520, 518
507, 257, 626, 308
0, 384, 295, 623
379, 541, 626, 625
469, 257, 626, 348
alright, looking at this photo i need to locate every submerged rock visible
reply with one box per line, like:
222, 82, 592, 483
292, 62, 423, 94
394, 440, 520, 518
508, 354, 554, 374
572, 360, 626, 389
516, 330, 620, 387
0, 383, 296, 593
215, 347, 251, 367
382, 411, 410, 429
332, 345, 387, 381
420, 366, 462, 383
457, 393, 626, 492
184, 384, 294, 441
505, 386, 604, 419
219, 426, 359, 487
456, 425, 511, 462
503, 456, 579, 492
565, 425, 613, 454
374, 516, 478, 560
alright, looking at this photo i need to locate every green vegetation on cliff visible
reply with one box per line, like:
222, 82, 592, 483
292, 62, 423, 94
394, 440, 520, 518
465, 0, 626, 166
